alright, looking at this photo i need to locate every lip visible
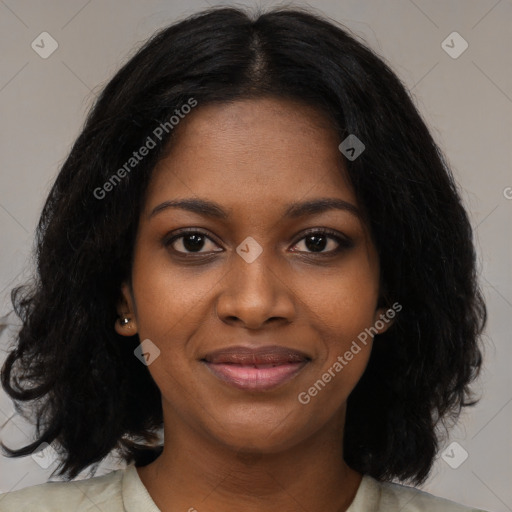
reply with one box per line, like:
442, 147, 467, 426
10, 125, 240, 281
201, 345, 310, 391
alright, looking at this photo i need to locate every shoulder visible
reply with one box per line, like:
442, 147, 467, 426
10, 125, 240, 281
351, 474, 490, 512
0, 467, 126, 512
379, 478, 489, 511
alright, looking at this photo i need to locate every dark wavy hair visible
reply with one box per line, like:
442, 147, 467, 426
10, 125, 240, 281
1, 5, 486, 485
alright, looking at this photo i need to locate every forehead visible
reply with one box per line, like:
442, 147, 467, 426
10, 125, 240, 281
144, 97, 356, 215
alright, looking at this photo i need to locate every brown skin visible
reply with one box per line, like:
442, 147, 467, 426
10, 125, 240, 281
115, 97, 393, 512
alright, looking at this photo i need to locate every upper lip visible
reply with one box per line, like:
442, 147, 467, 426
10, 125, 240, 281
202, 345, 311, 365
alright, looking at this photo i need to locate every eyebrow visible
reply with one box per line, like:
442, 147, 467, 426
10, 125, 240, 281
149, 197, 361, 220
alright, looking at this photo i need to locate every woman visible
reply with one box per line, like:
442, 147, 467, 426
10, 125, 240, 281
0, 6, 489, 511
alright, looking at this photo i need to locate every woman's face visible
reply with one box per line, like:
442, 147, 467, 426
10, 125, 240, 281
116, 97, 391, 453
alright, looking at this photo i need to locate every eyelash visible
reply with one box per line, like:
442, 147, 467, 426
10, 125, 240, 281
164, 227, 353, 257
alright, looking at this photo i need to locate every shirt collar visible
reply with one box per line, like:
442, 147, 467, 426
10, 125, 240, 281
122, 464, 161, 512
122, 462, 378, 512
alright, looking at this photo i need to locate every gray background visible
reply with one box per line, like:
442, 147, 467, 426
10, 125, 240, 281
0, 1, 511, 511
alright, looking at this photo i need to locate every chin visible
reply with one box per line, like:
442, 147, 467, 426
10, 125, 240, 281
204, 409, 313, 455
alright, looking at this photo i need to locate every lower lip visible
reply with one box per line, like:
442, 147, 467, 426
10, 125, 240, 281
203, 361, 308, 391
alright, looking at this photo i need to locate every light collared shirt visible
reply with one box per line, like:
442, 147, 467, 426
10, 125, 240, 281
0, 464, 489, 511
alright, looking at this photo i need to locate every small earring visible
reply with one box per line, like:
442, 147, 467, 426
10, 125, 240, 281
120, 317, 131, 326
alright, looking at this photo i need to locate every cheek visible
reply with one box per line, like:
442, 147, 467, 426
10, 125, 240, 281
297, 275, 376, 410
302, 256, 380, 337
129, 261, 203, 403
299, 255, 379, 388
130, 249, 221, 339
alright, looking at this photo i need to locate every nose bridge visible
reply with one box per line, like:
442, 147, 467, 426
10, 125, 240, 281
215, 238, 295, 327
230, 239, 280, 302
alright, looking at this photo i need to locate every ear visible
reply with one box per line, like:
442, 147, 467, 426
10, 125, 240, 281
114, 281, 138, 336
372, 302, 399, 335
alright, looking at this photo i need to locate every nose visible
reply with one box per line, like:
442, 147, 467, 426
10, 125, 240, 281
215, 249, 296, 330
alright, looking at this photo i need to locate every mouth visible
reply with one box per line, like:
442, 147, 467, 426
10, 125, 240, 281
201, 345, 311, 391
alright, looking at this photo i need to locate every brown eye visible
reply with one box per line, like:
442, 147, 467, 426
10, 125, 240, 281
166, 230, 222, 254
290, 229, 353, 254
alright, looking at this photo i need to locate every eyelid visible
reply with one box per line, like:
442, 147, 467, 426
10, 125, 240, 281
164, 227, 353, 255
164, 227, 222, 251
289, 227, 353, 249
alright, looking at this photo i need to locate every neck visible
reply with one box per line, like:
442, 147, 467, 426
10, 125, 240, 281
136, 406, 362, 512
